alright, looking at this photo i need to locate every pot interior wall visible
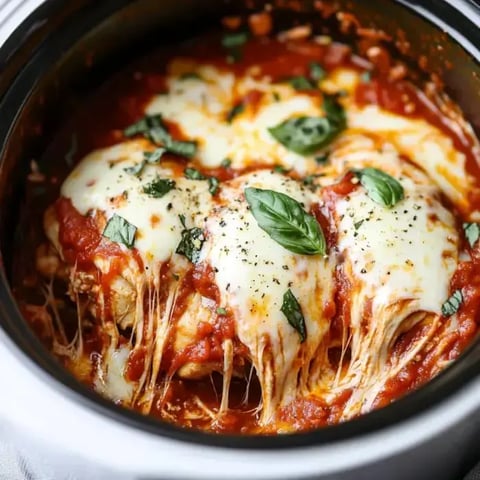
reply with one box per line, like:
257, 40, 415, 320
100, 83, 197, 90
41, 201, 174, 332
0, 0, 479, 447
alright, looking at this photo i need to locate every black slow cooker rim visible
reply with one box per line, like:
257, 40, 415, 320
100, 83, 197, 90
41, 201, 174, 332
0, 0, 480, 450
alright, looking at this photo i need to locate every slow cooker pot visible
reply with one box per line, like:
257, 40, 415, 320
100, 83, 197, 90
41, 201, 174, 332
0, 1, 480, 479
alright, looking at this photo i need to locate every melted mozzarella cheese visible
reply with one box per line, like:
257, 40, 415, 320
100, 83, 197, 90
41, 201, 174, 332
200, 170, 335, 421
61, 139, 213, 268
146, 61, 326, 174
332, 177, 458, 414
347, 105, 478, 216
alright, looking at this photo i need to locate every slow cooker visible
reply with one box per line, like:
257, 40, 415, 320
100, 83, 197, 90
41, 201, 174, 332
0, 1, 480, 479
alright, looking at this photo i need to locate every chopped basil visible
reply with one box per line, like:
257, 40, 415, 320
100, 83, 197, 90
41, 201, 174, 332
124, 114, 163, 137
288, 76, 316, 91
441, 289, 463, 317
302, 174, 319, 186
222, 31, 249, 48
309, 62, 326, 82
148, 126, 197, 158
128, 117, 197, 159
281, 289, 306, 342
361, 71, 372, 83
175, 215, 205, 263
353, 168, 404, 208
222, 31, 249, 64
245, 187, 326, 255
268, 95, 346, 155
144, 147, 166, 164
142, 177, 176, 198
124, 148, 167, 176
124, 161, 145, 176
103, 214, 137, 249
315, 152, 330, 165
463, 222, 480, 248
185, 168, 219, 195
179, 72, 203, 81
272, 91, 281, 102
208, 177, 220, 195
227, 103, 245, 123
221, 158, 232, 168
216, 307, 227, 315
273, 165, 291, 174
184, 168, 206, 181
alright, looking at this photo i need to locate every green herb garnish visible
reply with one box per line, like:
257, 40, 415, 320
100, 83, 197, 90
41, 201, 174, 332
353, 168, 404, 208
123, 114, 163, 138
463, 222, 480, 248
227, 103, 245, 123
175, 214, 205, 263
281, 289, 307, 342
103, 214, 137, 249
221, 158, 232, 168
244, 187, 326, 255
288, 76, 316, 91
222, 31, 249, 48
309, 62, 326, 82
142, 177, 176, 198
268, 95, 346, 155
441, 289, 463, 317
208, 177, 220, 195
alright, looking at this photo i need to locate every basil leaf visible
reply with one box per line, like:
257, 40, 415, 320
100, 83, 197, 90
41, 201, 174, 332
208, 177, 220, 195
147, 126, 197, 158
176, 215, 205, 263
166, 139, 197, 158
124, 148, 167, 176
315, 152, 330, 165
268, 95, 346, 155
184, 168, 206, 180
244, 187, 326, 255
124, 114, 163, 137
361, 71, 372, 83
216, 307, 227, 315
222, 31, 249, 48
288, 76, 316, 91
221, 158, 232, 168
227, 103, 245, 123
124, 161, 145, 176
441, 289, 463, 317
309, 62, 326, 82
184, 168, 220, 195
273, 165, 290, 174
281, 289, 307, 342
302, 174, 323, 186
353, 168, 404, 208
144, 147, 166, 164
103, 214, 137, 249
323, 94, 347, 128
142, 177, 176, 198
463, 222, 480, 248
